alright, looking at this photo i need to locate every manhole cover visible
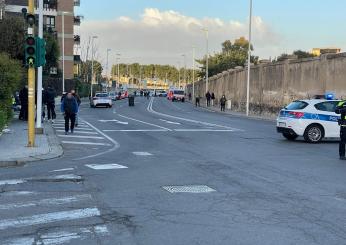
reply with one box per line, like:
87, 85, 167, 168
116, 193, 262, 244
162, 185, 216, 193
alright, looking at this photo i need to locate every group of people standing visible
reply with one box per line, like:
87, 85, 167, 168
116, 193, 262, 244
194, 91, 227, 112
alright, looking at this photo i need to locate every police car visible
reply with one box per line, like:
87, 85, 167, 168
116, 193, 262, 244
277, 98, 341, 143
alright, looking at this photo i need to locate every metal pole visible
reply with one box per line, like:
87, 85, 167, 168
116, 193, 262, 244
62, 12, 65, 93
178, 62, 181, 88
183, 54, 186, 89
106, 48, 111, 90
27, 0, 35, 147
91, 39, 94, 97
246, 0, 253, 116
36, 0, 43, 131
192, 46, 195, 100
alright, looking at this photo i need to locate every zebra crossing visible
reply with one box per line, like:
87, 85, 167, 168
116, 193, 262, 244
52, 119, 111, 148
0, 173, 109, 244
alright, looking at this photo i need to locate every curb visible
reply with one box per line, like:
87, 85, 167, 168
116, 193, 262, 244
186, 100, 277, 122
0, 123, 64, 168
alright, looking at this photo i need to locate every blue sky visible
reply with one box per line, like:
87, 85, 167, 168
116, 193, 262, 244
77, 0, 346, 66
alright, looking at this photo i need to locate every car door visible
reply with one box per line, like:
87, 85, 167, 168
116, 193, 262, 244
314, 101, 340, 137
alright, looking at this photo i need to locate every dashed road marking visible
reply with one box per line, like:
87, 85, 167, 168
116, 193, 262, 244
53, 127, 93, 131
162, 185, 216, 193
98, 119, 128, 124
159, 119, 181, 125
174, 129, 234, 132
133, 152, 153, 156
118, 114, 172, 131
50, 168, 75, 172
85, 163, 128, 170
103, 129, 168, 132
58, 135, 105, 140
61, 141, 111, 146
56, 130, 98, 135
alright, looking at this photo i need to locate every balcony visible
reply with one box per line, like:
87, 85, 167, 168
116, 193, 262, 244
74, 0, 80, 7
40, 0, 57, 10
74, 15, 81, 26
74, 35, 80, 44
74, 55, 81, 64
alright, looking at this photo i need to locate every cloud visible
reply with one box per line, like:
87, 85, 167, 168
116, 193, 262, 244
79, 8, 282, 69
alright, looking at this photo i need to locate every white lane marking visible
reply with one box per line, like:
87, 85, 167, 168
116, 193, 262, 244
73, 118, 120, 160
1, 191, 36, 197
50, 168, 75, 172
174, 129, 234, 132
98, 119, 128, 125
53, 127, 93, 131
0, 208, 100, 230
56, 130, 98, 135
148, 98, 242, 131
103, 129, 168, 132
58, 135, 105, 140
159, 119, 181, 125
133, 152, 153, 156
53, 122, 86, 126
3, 237, 35, 245
35, 174, 82, 181
62, 141, 111, 146
85, 164, 128, 170
118, 114, 172, 131
0, 179, 26, 186
0, 194, 91, 210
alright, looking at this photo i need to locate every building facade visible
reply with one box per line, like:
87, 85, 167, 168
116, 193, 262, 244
4, 0, 81, 79
312, 48, 341, 56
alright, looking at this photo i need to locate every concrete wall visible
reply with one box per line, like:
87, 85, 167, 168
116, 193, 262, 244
188, 53, 346, 116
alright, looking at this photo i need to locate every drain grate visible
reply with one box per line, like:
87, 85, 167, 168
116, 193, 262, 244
162, 185, 216, 193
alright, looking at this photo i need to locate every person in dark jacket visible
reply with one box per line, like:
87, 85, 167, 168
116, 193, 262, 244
19, 85, 28, 121
206, 91, 211, 107
61, 93, 79, 134
71, 89, 81, 127
195, 95, 200, 107
336, 100, 346, 160
211, 92, 215, 106
220, 95, 227, 112
45, 86, 56, 123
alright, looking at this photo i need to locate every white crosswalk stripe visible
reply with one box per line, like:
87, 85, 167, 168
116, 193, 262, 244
58, 135, 105, 140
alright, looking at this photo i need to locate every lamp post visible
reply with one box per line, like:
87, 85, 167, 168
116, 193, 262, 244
116, 53, 121, 88
192, 46, 196, 100
91, 35, 98, 97
182, 54, 186, 89
246, 0, 253, 116
106, 48, 111, 90
202, 28, 209, 105
61, 11, 69, 93
177, 61, 181, 88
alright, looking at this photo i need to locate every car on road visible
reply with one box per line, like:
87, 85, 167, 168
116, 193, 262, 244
156, 90, 167, 97
108, 92, 117, 101
168, 89, 185, 102
277, 99, 341, 143
90, 93, 112, 108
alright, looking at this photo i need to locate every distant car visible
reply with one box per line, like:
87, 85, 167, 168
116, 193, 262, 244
156, 90, 167, 97
168, 89, 185, 102
90, 93, 112, 108
108, 92, 117, 101
277, 99, 341, 143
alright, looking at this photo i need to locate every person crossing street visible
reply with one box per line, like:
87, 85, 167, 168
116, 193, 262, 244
61, 92, 79, 135
335, 100, 346, 160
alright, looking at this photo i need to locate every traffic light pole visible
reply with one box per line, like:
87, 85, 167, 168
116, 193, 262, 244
27, 0, 35, 147
36, 0, 43, 133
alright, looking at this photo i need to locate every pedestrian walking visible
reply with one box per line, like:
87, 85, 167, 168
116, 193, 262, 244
211, 92, 215, 106
206, 91, 211, 107
195, 96, 200, 107
61, 92, 79, 135
19, 85, 28, 121
336, 100, 346, 160
71, 89, 81, 127
46, 85, 56, 123
188, 93, 192, 101
220, 95, 227, 112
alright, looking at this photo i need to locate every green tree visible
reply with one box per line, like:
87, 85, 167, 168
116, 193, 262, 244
43, 32, 60, 75
293, 50, 316, 59
81, 60, 103, 83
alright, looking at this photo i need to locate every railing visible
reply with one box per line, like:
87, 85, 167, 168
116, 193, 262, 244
74, 0, 80, 7
74, 35, 80, 44
74, 16, 81, 26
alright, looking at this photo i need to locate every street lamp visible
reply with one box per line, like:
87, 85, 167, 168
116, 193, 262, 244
61, 11, 69, 93
246, 0, 253, 116
116, 53, 121, 88
177, 61, 181, 88
182, 54, 186, 88
106, 48, 111, 90
192, 46, 196, 100
202, 27, 209, 105
91, 35, 98, 97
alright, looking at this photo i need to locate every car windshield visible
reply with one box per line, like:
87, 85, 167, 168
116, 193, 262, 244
285, 101, 308, 110
174, 91, 184, 95
96, 94, 108, 97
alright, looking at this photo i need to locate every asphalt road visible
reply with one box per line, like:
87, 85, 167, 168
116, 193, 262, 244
0, 96, 346, 245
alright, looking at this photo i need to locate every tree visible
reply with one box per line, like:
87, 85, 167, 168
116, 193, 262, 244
293, 50, 316, 59
197, 37, 258, 77
43, 32, 60, 75
81, 60, 103, 83
0, 16, 25, 61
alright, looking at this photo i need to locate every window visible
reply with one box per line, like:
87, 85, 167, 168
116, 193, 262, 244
45, 16, 55, 27
285, 101, 308, 110
174, 90, 184, 95
314, 101, 339, 112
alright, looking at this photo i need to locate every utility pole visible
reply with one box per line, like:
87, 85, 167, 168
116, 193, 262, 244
36, 0, 43, 133
178, 62, 181, 88
246, 0, 253, 116
192, 46, 195, 100
27, 0, 35, 147
182, 54, 186, 89
202, 28, 209, 105
90, 36, 97, 97
106, 48, 111, 90
116, 53, 121, 88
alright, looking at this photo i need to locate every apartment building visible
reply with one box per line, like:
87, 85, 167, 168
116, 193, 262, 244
3, 0, 81, 79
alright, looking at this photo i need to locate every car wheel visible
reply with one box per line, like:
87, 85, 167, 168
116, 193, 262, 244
283, 132, 298, 141
109, 105, 112, 108
304, 124, 324, 143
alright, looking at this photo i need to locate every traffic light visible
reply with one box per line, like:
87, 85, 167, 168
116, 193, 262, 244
36, 37, 46, 67
25, 35, 36, 67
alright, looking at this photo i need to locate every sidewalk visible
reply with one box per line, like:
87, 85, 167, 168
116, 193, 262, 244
0, 119, 63, 167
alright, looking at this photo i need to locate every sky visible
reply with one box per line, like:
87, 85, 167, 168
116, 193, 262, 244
76, 0, 346, 70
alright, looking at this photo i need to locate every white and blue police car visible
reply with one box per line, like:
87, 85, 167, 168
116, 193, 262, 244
277, 96, 341, 143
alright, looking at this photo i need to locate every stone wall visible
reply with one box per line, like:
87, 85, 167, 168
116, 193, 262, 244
187, 53, 346, 116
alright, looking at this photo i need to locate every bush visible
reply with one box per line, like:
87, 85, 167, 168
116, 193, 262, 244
0, 53, 23, 132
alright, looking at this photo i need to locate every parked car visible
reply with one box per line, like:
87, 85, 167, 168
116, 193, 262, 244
156, 90, 167, 97
90, 93, 112, 108
108, 92, 117, 101
276, 99, 341, 143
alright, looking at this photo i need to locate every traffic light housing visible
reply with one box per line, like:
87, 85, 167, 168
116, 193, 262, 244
36, 37, 46, 67
25, 35, 36, 67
